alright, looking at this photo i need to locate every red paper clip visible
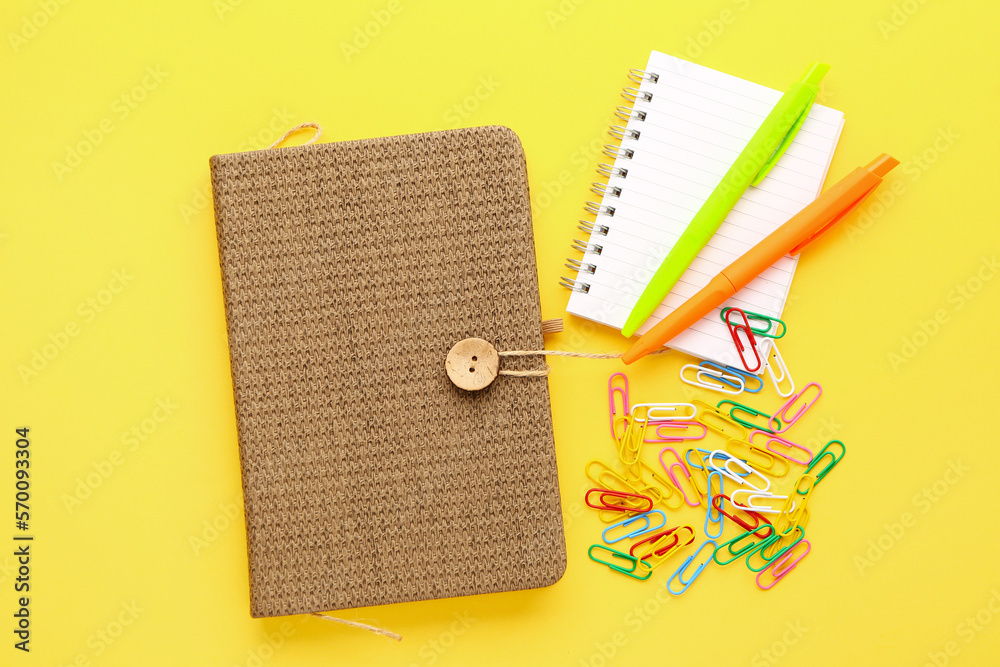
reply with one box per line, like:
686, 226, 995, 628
712, 493, 771, 538
629, 525, 695, 560
724, 308, 762, 372
585, 488, 653, 513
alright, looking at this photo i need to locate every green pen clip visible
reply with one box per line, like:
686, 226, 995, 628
751, 62, 830, 187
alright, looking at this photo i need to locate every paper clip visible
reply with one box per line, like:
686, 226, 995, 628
720, 307, 787, 339
804, 440, 846, 485
585, 488, 653, 514
680, 363, 745, 395
725, 438, 789, 477
631, 525, 695, 569
617, 416, 647, 467
693, 401, 750, 442
688, 466, 710, 507
646, 421, 707, 443
748, 526, 805, 572
691, 448, 751, 477
749, 430, 813, 466
586, 460, 632, 492
724, 308, 762, 372
756, 539, 811, 590
712, 524, 776, 566
666, 540, 716, 596
707, 362, 764, 394
685, 447, 709, 471
704, 471, 724, 539
718, 400, 780, 434
585, 460, 655, 522
588, 544, 653, 580
731, 489, 790, 514
764, 342, 795, 398
609, 373, 630, 441
635, 461, 685, 511
769, 382, 822, 432
712, 493, 772, 538
773, 475, 816, 535
631, 403, 697, 423
658, 448, 701, 507
603, 510, 667, 544
630, 526, 678, 558
707, 450, 770, 492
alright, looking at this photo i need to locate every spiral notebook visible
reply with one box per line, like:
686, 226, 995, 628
211, 125, 566, 618
564, 51, 845, 368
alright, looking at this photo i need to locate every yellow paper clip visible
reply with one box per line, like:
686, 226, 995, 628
725, 438, 790, 477
773, 474, 816, 535
631, 525, 695, 570
693, 400, 749, 442
636, 461, 684, 511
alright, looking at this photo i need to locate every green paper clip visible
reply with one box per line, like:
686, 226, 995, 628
804, 440, 846, 484
717, 400, 780, 434
720, 307, 787, 339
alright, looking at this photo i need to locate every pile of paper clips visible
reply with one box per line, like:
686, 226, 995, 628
586, 353, 845, 594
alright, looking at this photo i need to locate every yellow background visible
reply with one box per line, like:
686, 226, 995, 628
2, 0, 997, 665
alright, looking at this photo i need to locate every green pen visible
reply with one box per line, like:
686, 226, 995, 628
621, 62, 830, 338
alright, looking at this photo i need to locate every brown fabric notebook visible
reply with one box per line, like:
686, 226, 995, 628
210, 125, 566, 618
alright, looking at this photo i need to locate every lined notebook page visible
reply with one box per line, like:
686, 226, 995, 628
566, 51, 845, 369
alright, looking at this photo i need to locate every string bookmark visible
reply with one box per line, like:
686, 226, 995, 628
444, 319, 669, 391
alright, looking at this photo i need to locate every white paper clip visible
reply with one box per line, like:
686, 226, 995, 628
680, 364, 745, 395
731, 489, 794, 515
707, 450, 770, 492
764, 342, 795, 398
630, 403, 696, 423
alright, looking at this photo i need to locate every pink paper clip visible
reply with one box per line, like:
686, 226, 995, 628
768, 382, 823, 432
608, 372, 630, 441
658, 447, 701, 507
644, 421, 708, 444
749, 430, 813, 466
756, 539, 811, 590
724, 308, 761, 372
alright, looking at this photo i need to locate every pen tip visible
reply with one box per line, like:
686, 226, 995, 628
866, 154, 899, 177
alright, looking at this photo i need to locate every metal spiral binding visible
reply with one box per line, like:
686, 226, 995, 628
559, 277, 590, 293
602, 144, 633, 160
565, 258, 596, 274
608, 125, 641, 141
562, 65, 659, 295
627, 68, 659, 85
621, 86, 653, 104
570, 239, 603, 255
596, 163, 628, 179
584, 201, 614, 217
578, 220, 609, 236
590, 182, 621, 198
614, 105, 646, 122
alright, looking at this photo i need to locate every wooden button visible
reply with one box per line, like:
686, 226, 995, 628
445, 338, 499, 391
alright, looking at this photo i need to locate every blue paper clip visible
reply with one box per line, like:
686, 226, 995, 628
666, 540, 717, 595
698, 361, 744, 390
719, 364, 763, 394
602, 509, 667, 544
698, 361, 762, 394
704, 471, 724, 539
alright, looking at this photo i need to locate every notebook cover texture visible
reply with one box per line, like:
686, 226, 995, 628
210, 125, 566, 617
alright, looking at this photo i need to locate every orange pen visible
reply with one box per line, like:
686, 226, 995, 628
622, 154, 899, 365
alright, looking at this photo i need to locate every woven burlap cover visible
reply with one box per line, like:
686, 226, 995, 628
211, 126, 566, 617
